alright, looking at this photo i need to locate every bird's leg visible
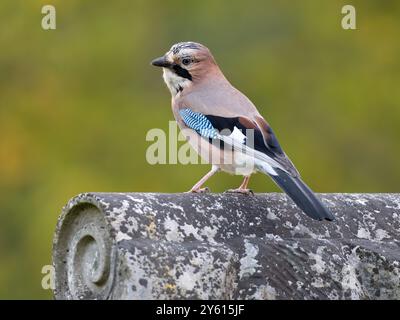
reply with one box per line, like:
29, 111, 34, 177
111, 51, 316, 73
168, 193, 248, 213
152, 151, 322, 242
225, 176, 254, 195
187, 166, 220, 193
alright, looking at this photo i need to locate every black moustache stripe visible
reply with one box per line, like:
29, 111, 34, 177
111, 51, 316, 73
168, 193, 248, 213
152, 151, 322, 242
172, 64, 192, 81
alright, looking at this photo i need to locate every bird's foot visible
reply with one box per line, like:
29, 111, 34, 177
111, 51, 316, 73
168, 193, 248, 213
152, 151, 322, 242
225, 188, 254, 195
186, 187, 210, 194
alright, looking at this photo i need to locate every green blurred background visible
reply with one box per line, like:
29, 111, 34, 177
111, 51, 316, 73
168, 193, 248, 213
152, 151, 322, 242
0, 0, 399, 299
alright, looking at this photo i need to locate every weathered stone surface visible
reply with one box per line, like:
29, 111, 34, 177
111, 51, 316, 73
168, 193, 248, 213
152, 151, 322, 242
52, 193, 400, 300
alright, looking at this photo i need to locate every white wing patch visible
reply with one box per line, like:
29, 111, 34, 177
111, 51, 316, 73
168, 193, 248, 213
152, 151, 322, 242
229, 126, 247, 144
218, 127, 280, 176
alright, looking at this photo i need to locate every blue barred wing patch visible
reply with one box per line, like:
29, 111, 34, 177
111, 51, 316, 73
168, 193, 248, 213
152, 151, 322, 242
179, 108, 218, 139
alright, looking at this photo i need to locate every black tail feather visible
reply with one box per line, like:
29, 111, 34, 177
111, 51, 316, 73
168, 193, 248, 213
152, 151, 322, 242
269, 169, 334, 221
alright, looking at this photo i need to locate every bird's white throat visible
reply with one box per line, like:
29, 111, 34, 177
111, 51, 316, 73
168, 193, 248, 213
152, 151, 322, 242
162, 68, 191, 96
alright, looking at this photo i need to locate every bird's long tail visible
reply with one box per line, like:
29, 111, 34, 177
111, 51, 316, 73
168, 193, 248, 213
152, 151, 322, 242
260, 166, 334, 221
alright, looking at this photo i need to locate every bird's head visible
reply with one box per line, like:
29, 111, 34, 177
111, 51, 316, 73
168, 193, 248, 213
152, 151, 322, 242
151, 41, 219, 96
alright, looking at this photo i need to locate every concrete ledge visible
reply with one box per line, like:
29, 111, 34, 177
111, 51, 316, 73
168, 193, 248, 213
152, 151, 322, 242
52, 193, 400, 300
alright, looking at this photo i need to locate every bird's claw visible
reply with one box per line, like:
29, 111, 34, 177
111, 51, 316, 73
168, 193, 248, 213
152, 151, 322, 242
186, 187, 211, 194
225, 188, 254, 196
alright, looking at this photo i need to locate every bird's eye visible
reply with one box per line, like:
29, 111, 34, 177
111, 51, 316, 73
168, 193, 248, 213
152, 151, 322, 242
182, 58, 191, 66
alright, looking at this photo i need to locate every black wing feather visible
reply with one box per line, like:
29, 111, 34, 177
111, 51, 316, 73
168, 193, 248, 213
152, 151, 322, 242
204, 114, 288, 166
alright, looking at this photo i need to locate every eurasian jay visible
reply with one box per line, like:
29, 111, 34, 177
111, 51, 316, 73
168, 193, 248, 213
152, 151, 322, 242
151, 41, 334, 221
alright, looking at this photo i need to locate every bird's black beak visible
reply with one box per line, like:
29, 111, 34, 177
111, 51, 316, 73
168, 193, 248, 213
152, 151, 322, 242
151, 56, 171, 68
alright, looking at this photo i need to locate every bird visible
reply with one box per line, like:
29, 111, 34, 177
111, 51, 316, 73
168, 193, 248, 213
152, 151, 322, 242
151, 41, 334, 221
